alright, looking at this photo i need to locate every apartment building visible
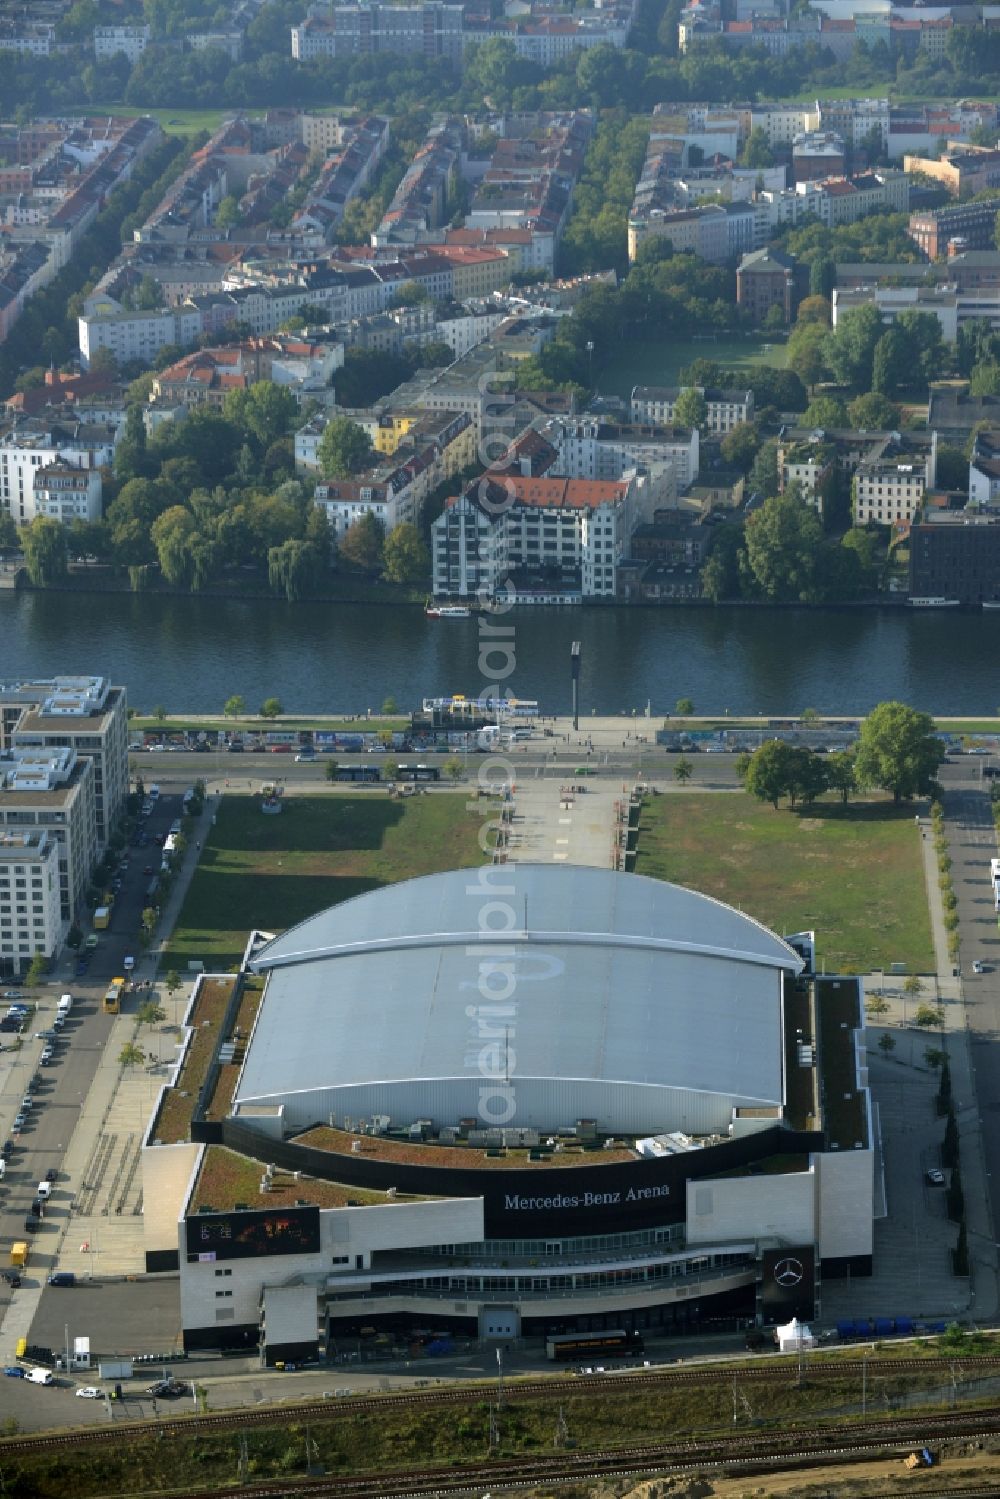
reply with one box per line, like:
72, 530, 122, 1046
374, 118, 461, 246
903, 147, 1000, 199
853, 433, 938, 526
630, 385, 753, 435
292, 2, 465, 62
94, 25, 150, 61
32, 464, 102, 525
292, 115, 390, 242
0, 830, 62, 977
908, 201, 1000, 259
830, 281, 1000, 343
536, 415, 700, 497
0, 418, 117, 527
776, 435, 837, 519
0, 747, 96, 927
432, 472, 647, 600
311, 410, 474, 539
0, 675, 129, 855
0, 21, 54, 54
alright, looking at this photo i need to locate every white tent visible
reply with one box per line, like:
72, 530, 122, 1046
776, 1318, 816, 1353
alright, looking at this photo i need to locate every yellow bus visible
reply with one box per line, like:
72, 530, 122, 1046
103, 978, 124, 1015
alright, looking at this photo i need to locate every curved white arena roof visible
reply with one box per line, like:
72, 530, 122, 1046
237, 866, 802, 1137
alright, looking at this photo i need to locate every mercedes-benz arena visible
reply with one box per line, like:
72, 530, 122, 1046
144, 866, 874, 1362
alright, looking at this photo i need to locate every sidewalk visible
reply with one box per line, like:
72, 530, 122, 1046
0, 797, 217, 1363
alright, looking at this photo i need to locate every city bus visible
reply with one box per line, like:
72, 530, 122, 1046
545, 1330, 644, 1362
103, 978, 124, 1015
395, 764, 441, 782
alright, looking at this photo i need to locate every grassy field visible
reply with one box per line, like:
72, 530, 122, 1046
71, 103, 352, 135
600, 336, 788, 398
163, 792, 484, 971
635, 793, 934, 974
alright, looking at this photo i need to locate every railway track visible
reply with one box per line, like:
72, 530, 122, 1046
31, 1406, 1000, 1499
4, 1354, 1000, 1461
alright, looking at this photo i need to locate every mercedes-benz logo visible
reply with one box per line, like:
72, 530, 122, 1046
774, 1256, 804, 1287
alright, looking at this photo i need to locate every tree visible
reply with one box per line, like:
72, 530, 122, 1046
719, 422, 760, 472
787, 324, 829, 393
915, 1003, 946, 1028
853, 700, 944, 802
749, 440, 779, 498
214, 194, 241, 230
865, 992, 889, 1016
796, 295, 831, 327
25, 952, 48, 986
260, 697, 283, 719
324, 759, 341, 782
223, 695, 245, 719
136, 1000, 166, 1029
0, 513, 19, 552
924, 1047, 945, 1071
223, 382, 298, 452
382, 696, 397, 714
164, 970, 181, 998
903, 974, 924, 999
803, 396, 848, 429
877, 1032, 896, 1055
740, 127, 774, 168
969, 359, 1000, 397
675, 697, 694, 717
443, 756, 464, 780
153, 704, 167, 723
826, 750, 856, 804
151, 505, 197, 587
118, 1041, 146, 1069
338, 511, 385, 574
317, 416, 372, 479
823, 303, 884, 389
744, 739, 799, 809
742, 491, 825, 602
871, 327, 909, 398
847, 391, 900, 430
382, 522, 430, 585
673, 387, 708, 431
674, 756, 693, 783
19, 517, 68, 585
141, 906, 157, 934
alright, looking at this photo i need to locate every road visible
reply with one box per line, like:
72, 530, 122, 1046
941, 757, 1000, 1245
0, 791, 187, 1333
135, 747, 745, 789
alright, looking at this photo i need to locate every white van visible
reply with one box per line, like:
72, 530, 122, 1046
25, 1367, 53, 1385
36, 1180, 51, 1199
57, 994, 72, 1017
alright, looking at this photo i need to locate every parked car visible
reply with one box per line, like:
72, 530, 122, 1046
3, 990, 24, 1000
76, 1386, 103, 1398
39, 1049, 54, 1066
45, 1168, 57, 1181
926, 1168, 945, 1185
48, 1273, 75, 1288
2, 1271, 22, 1288
973, 960, 985, 974
3, 1367, 24, 1378
13, 1113, 27, 1130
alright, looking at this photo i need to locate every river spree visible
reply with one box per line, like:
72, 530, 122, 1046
3, 589, 999, 716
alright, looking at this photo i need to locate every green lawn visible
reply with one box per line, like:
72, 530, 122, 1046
164, 792, 484, 971
74, 104, 252, 135
634, 793, 934, 975
600, 336, 787, 398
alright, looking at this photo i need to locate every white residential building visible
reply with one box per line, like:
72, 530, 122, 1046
853, 434, 938, 526
0, 423, 117, 528
78, 301, 207, 370
1, 675, 130, 855
630, 385, 753, 436
537, 415, 700, 496
32, 464, 103, 525
0, 830, 63, 974
432, 472, 648, 600
0, 747, 96, 926
94, 25, 151, 61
